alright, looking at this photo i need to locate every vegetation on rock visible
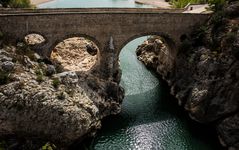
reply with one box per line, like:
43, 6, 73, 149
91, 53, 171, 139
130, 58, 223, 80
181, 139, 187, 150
170, 0, 206, 8
169, 0, 226, 9
52, 78, 60, 88
0, 0, 33, 8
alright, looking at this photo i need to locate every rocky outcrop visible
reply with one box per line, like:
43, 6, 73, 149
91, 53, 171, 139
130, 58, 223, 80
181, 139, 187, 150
0, 42, 124, 148
136, 1, 239, 149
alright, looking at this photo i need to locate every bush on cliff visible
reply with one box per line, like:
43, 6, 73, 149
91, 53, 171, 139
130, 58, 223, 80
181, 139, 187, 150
170, 0, 205, 8
0, 0, 32, 8
170, 0, 226, 9
208, 0, 226, 11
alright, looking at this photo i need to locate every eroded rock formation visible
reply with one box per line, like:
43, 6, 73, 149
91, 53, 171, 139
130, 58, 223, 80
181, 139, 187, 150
136, 1, 239, 149
0, 39, 124, 148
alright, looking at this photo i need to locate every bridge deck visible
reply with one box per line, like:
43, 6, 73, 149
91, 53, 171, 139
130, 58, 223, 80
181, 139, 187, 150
0, 8, 187, 15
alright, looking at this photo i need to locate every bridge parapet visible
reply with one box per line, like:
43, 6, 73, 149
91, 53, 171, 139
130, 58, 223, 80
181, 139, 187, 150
0, 8, 185, 15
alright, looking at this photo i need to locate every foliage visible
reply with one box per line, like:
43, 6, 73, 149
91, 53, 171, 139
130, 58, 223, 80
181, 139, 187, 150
36, 74, 44, 83
0, 0, 32, 8
35, 69, 44, 83
52, 78, 60, 88
16, 42, 35, 60
208, 0, 226, 11
170, 0, 206, 8
170, 0, 226, 10
42, 142, 57, 150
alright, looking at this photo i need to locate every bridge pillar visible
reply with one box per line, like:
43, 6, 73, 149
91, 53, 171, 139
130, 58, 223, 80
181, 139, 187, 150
30, 39, 55, 58
90, 36, 121, 82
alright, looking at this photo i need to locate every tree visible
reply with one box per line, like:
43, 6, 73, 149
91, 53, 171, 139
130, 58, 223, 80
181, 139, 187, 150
0, 0, 32, 8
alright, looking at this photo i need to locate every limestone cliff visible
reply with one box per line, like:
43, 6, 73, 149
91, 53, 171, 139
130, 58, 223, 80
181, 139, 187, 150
0, 40, 124, 148
136, 1, 239, 149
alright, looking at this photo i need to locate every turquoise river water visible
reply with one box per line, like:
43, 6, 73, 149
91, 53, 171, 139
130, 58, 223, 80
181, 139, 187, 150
40, 1, 221, 149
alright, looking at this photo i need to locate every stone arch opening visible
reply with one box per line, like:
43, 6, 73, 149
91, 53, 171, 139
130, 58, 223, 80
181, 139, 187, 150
118, 34, 176, 95
50, 37, 99, 72
24, 33, 46, 46
119, 33, 176, 58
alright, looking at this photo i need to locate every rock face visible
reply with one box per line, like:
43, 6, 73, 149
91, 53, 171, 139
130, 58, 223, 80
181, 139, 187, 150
136, 1, 239, 149
0, 42, 124, 148
51, 37, 98, 72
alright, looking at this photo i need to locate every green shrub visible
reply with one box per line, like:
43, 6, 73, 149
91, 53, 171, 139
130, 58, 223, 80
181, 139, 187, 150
36, 74, 44, 83
35, 69, 44, 83
16, 42, 35, 60
170, 0, 205, 8
42, 142, 57, 150
52, 78, 60, 88
208, 0, 226, 11
0, 0, 32, 8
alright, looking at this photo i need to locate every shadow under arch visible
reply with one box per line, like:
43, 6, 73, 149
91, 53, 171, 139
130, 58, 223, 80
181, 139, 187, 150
118, 32, 177, 59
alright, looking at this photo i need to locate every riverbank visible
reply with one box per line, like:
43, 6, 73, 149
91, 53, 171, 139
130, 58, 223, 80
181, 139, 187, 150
135, 0, 171, 9
31, 0, 53, 5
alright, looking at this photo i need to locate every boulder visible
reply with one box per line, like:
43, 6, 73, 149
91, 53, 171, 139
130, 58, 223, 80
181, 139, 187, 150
46, 65, 56, 76
1, 61, 14, 72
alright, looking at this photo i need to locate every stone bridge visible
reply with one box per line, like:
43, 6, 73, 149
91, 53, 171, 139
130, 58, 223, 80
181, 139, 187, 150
0, 8, 210, 81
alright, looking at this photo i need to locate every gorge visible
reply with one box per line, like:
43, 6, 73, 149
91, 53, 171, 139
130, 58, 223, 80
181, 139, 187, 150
0, 0, 238, 149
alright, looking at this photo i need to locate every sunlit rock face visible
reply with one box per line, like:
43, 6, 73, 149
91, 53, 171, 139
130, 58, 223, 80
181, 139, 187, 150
136, 1, 239, 149
0, 40, 123, 147
51, 37, 98, 72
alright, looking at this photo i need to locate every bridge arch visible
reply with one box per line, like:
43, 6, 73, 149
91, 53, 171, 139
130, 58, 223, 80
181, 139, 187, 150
49, 34, 101, 56
118, 32, 177, 58
109, 33, 177, 82
50, 34, 100, 72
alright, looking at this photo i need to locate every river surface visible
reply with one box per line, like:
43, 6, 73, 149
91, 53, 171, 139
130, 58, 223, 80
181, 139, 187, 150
40, 1, 221, 149
38, 0, 152, 8
89, 37, 220, 150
